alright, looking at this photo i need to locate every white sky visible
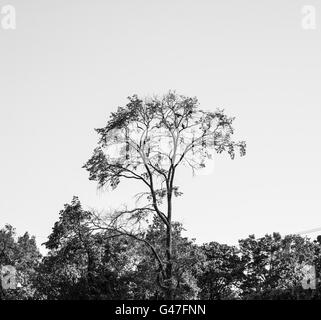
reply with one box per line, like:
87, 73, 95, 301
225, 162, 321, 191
0, 0, 320, 253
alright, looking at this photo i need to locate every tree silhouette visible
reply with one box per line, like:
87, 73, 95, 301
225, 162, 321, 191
84, 91, 246, 299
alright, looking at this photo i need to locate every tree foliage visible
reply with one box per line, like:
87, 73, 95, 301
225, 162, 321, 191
0, 225, 41, 300
83, 91, 246, 298
2, 211, 321, 300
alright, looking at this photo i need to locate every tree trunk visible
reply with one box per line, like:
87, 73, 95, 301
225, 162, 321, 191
165, 223, 173, 299
165, 175, 174, 300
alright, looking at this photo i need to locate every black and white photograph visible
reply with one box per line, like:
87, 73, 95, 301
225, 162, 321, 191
0, 0, 321, 312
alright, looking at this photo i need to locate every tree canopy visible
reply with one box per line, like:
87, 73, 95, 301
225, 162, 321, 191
83, 91, 246, 298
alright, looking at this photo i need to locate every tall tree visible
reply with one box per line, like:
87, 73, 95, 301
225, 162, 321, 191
84, 91, 246, 299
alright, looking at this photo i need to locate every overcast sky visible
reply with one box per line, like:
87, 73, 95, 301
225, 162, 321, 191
1, 0, 320, 252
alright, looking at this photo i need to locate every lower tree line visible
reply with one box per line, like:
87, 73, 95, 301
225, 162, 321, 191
1, 197, 320, 300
